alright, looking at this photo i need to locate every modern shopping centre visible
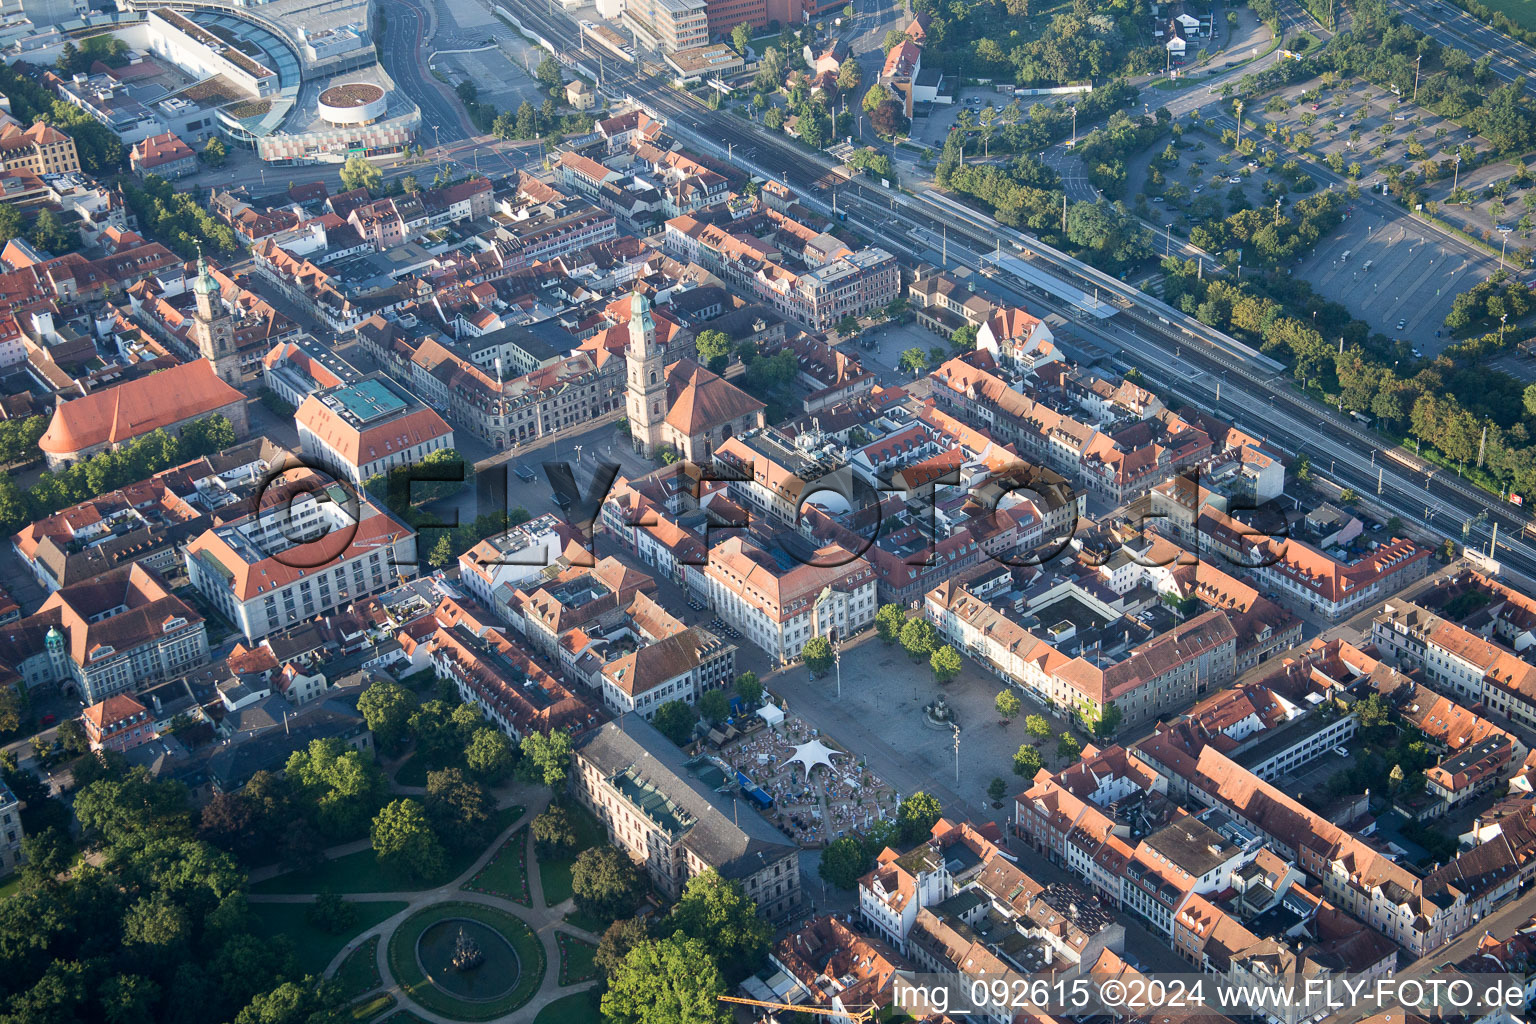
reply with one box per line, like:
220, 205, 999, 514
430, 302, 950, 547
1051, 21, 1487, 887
25, 0, 419, 164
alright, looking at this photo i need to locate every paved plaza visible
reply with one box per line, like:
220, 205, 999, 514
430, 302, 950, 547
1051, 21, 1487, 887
759, 633, 1077, 832
714, 711, 900, 847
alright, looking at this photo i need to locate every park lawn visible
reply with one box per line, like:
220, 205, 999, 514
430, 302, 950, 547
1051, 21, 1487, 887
534, 991, 602, 1024
252, 807, 522, 894
561, 908, 609, 934
333, 937, 382, 1001
249, 900, 408, 969
392, 753, 431, 789
557, 932, 598, 986
0, 873, 24, 902
1481, 0, 1536, 32
349, 994, 395, 1022
460, 827, 531, 906
379, 1011, 431, 1024
535, 801, 605, 907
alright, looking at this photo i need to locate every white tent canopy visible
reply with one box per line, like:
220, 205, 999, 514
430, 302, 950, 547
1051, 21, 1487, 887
784, 738, 840, 781
756, 704, 785, 729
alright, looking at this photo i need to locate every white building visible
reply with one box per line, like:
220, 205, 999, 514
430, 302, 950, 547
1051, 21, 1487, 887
703, 536, 876, 664
184, 471, 417, 641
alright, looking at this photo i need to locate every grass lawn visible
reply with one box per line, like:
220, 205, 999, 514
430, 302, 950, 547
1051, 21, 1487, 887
349, 994, 395, 1022
0, 873, 24, 903
461, 827, 531, 906
556, 932, 598, 986
249, 900, 408, 969
535, 801, 605, 907
333, 937, 382, 1000
253, 807, 522, 895
385, 902, 544, 1021
1481, 0, 1536, 33
534, 990, 602, 1024
379, 1011, 432, 1024
392, 753, 431, 789
561, 909, 609, 934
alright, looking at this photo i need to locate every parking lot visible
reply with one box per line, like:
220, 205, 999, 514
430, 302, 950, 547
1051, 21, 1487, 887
1294, 209, 1497, 355
434, 45, 544, 113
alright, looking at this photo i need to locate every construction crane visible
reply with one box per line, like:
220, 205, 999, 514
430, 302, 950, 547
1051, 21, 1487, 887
716, 995, 876, 1022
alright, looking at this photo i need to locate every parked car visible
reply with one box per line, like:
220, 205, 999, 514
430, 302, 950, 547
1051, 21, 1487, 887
1334, 746, 1349, 757
40, 713, 56, 726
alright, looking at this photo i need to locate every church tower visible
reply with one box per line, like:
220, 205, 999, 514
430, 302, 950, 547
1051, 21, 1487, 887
191, 249, 240, 387
625, 289, 666, 456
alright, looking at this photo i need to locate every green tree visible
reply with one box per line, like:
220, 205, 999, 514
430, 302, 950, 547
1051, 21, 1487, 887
30, 208, 73, 253
1356, 692, 1392, 731
536, 54, 563, 91
694, 328, 732, 365
731, 22, 753, 55
803, 635, 834, 675
899, 617, 938, 658
733, 671, 762, 706
338, 154, 382, 193
652, 700, 698, 746
995, 689, 1022, 723
930, 644, 962, 683
875, 603, 906, 642
424, 767, 493, 846
817, 836, 868, 889
837, 57, 862, 93
73, 769, 192, 847
572, 844, 644, 919
305, 892, 358, 935
233, 978, 340, 1024
898, 346, 929, 375
1038, 712, 1062, 746
519, 730, 572, 785
1013, 743, 1043, 777
897, 791, 943, 844
698, 688, 731, 724
882, 27, 907, 53
951, 324, 978, 350
601, 935, 728, 1024
1056, 732, 1082, 761
0, 685, 18, 733
596, 917, 651, 981
427, 534, 456, 568
0, 202, 22, 243
531, 803, 577, 857
202, 137, 227, 168
459, 726, 513, 783
371, 798, 444, 880
1389, 763, 1405, 791
355, 679, 417, 752
669, 870, 771, 981
285, 737, 385, 839
988, 777, 1008, 804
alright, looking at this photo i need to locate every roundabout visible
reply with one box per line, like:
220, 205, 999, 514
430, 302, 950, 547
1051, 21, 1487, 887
387, 902, 546, 1020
